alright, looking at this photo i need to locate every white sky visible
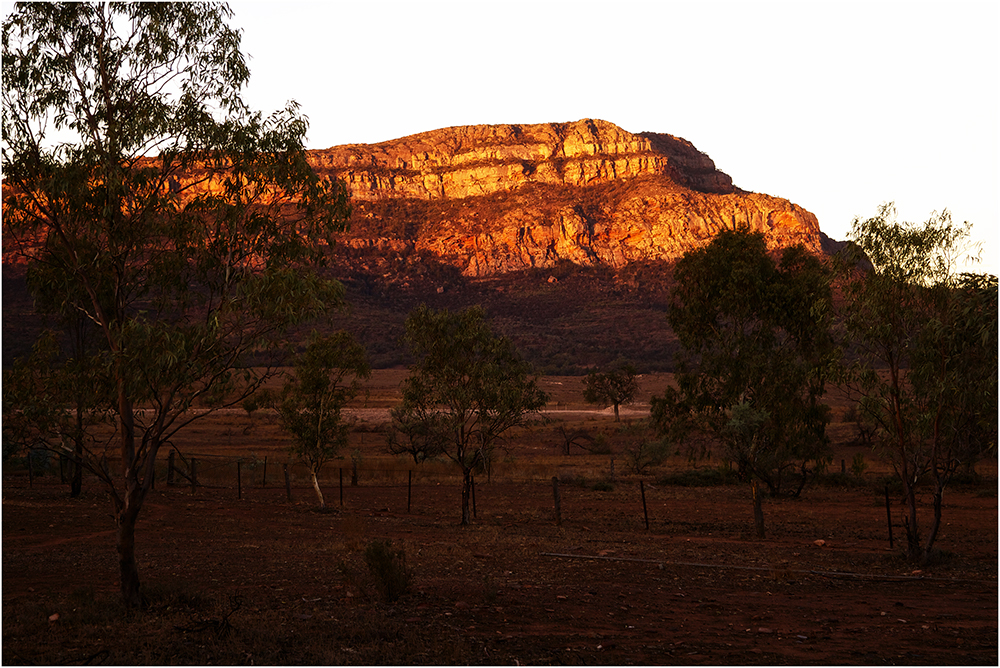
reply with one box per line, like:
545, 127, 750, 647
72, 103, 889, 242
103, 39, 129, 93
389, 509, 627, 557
2, 1, 995, 274
232, 0, 999, 275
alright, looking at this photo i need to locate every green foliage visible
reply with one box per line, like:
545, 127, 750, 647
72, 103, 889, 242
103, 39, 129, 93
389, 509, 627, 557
842, 203, 997, 562
583, 361, 639, 421
849, 453, 869, 478
657, 466, 739, 488
268, 331, 370, 508
618, 421, 670, 474
2, 2, 350, 606
388, 305, 547, 524
363, 540, 410, 603
651, 228, 835, 503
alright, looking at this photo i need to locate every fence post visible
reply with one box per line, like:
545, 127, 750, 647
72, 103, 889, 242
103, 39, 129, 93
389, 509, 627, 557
640, 480, 650, 530
28, 453, 34, 487
610, 457, 615, 482
339, 468, 344, 507
167, 450, 175, 486
841, 459, 846, 474
237, 460, 242, 500
190, 458, 198, 494
262, 456, 268, 488
552, 476, 562, 526
472, 473, 477, 519
284, 464, 293, 503
885, 484, 894, 549
407, 470, 412, 513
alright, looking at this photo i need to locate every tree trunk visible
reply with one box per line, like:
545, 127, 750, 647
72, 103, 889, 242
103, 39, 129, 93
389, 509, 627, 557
116, 496, 144, 608
70, 438, 83, 498
116, 384, 147, 608
902, 480, 921, 560
751, 478, 766, 539
71, 403, 84, 498
921, 478, 945, 564
460, 468, 472, 526
613, 403, 620, 422
310, 467, 326, 509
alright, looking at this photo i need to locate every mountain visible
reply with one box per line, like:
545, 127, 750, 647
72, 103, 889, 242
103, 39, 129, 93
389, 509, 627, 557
3, 119, 842, 373
310, 118, 833, 278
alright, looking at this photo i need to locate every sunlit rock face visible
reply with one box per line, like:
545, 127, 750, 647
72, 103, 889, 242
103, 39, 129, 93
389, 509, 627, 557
309, 119, 825, 277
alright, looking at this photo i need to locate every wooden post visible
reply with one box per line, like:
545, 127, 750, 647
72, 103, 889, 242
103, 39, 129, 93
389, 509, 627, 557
841, 459, 846, 474
283, 463, 293, 503
640, 480, 650, 530
190, 458, 198, 494
407, 470, 412, 513
237, 460, 242, 500
472, 473, 477, 519
28, 453, 34, 487
552, 476, 562, 526
262, 456, 268, 488
885, 484, 894, 549
339, 468, 344, 507
610, 457, 615, 482
167, 450, 175, 486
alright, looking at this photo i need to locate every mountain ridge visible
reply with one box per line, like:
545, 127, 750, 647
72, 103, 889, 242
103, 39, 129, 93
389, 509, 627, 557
308, 119, 832, 277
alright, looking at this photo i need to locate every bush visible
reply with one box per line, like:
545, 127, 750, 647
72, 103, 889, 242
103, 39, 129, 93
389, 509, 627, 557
591, 481, 614, 492
363, 540, 410, 603
558, 473, 589, 487
850, 452, 868, 477
657, 466, 738, 487
817, 471, 867, 489
623, 436, 670, 474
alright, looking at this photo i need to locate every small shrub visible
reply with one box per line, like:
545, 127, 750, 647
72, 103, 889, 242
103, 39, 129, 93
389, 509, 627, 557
849, 453, 869, 478
591, 480, 614, 492
588, 434, 612, 455
624, 438, 670, 474
818, 471, 866, 489
363, 540, 410, 603
558, 472, 589, 487
658, 466, 738, 487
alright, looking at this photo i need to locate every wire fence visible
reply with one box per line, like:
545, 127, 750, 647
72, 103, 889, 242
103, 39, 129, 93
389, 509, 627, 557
12, 446, 996, 518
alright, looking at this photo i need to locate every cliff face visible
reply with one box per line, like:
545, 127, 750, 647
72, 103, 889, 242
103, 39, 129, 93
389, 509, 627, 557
309, 119, 824, 277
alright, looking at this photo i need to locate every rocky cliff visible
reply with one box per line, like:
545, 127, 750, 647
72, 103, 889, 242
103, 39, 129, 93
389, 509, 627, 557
308, 119, 827, 277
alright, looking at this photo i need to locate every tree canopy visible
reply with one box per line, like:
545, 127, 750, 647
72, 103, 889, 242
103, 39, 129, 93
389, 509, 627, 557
651, 228, 835, 537
842, 203, 997, 562
389, 306, 548, 525
264, 331, 370, 510
583, 361, 639, 422
2, 2, 350, 607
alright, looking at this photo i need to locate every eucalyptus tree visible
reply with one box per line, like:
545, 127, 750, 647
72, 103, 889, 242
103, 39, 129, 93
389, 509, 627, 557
256, 331, 370, 510
2, 3, 349, 607
388, 306, 548, 525
842, 203, 997, 563
651, 229, 834, 538
583, 361, 639, 422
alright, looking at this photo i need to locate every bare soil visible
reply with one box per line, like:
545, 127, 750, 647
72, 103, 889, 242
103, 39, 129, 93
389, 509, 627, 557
3, 372, 997, 665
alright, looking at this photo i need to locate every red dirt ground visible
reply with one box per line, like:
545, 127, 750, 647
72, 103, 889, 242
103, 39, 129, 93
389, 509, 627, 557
3, 373, 997, 665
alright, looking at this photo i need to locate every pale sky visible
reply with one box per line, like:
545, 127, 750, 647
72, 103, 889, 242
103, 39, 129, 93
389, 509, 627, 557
232, 0, 999, 276
2, 1, 996, 274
